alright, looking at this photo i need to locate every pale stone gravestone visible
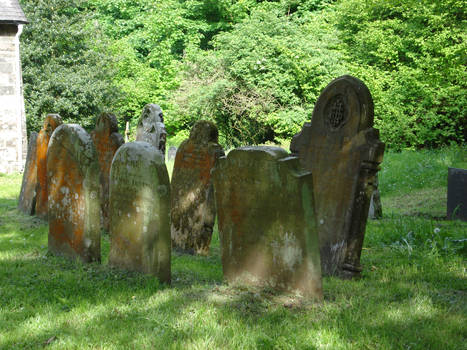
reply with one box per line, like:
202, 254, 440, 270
91, 112, 124, 231
135, 104, 167, 158
171, 121, 224, 255
291, 75, 385, 278
212, 146, 322, 299
447, 167, 467, 221
109, 142, 171, 283
47, 124, 102, 262
167, 146, 177, 161
18, 132, 38, 215
35, 114, 62, 219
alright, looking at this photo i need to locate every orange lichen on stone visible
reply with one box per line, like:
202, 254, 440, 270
91, 113, 124, 231
47, 124, 101, 263
170, 121, 224, 255
18, 132, 38, 215
35, 114, 62, 219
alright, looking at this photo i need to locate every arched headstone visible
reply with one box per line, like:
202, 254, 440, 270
171, 120, 224, 255
290, 75, 385, 278
135, 104, 167, 158
18, 132, 38, 215
47, 124, 101, 262
91, 113, 124, 231
35, 114, 62, 219
109, 142, 171, 283
213, 146, 322, 298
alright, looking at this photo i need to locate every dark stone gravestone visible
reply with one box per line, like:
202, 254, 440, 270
447, 167, 467, 221
167, 146, 177, 161
135, 104, 167, 159
18, 132, 38, 215
171, 120, 224, 255
109, 142, 171, 283
368, 174, 383, 219
47, 124, 101, 263
290, 75, 385, 278
212, 146, 322, 299
91, 113, 124, 231
35, 114, 62, 219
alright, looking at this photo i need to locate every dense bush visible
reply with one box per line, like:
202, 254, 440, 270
19, 0, 466, 148
20, 0, 119, 132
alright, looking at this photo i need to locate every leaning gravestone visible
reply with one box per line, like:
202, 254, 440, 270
91, 113, 124, 231
35, 114, 62, 219
109, 142, 171, 283
171, 121, 224, 255
47, 124, 102, 262
135, 104, 167, 158
212, 146, 322, 299
18, 132, 38, 215
167, 146, 177, 161
291, 75, 385, 278
447, 167, 467, 221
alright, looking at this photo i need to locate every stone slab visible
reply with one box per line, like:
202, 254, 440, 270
109, 141, 171, 283
136, 104, 167, 159
18, 131, 38, 214
47, 124, 101, 263
213, 146, 322, 298
290, 75, 385, 278
35, 114, 62, 219
170, 120, 224, 255
91, 112, 124, 231
447, 167, 467, 221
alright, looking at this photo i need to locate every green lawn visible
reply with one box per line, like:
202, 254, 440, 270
0, 147, 466, 349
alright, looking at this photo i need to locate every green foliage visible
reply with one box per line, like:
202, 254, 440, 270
20, 0, 119, 132
334, 0, 467, 149
173, 2, 345, 146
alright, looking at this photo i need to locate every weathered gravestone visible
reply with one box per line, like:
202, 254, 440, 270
290, 75, 385, 278
18, 132, 38, 215
47, 124, 101, 262
212, 146, 322, 298
35, 114, 62, 219
447, 167, 467, 221
91, 113, 124, 231
136, 104, 167, 158
167, 146, 177, 161
171, 121, 224, 255
109, 142, 171, 283
368, 174, 383, 219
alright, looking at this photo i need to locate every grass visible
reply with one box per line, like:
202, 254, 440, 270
0, 146, 466, 349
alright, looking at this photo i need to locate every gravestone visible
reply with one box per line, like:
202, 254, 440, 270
109, 142, 171, 283
18, 132, 38, 214
212, 146, 322, 299
47, 124, 101, 263
35, 114, 62, 219
447, 167, 467, 221
167, 146, 177, 161
135, 104, 167, 158
290, 75, 385, 278
368, 174, 383, 219
91, 113, 124, 231
171, 121, 224, 255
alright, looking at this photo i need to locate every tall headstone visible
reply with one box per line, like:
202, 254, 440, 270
447, 167, 467, 221
291, 75, 385, 278
368, 174, 383, 219
0, 2, 28, 173
35, 114, 62, 219
47, 124, 101, 263
135, 104, 167, 158
167, 146, 177, 161
171, 121, 224, 255
17, 131, 38, 214
212, 147, 322, 299
109, 142, 171, 283
91, 112, 124, 231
